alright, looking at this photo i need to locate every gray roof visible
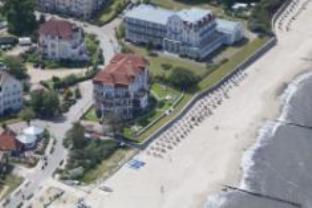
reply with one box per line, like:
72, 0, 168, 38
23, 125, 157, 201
125, 4, 174, 25
176, 8, 212, 23
216, 19, 242, 33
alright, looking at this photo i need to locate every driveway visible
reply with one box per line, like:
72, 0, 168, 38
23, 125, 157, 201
1, 16, 118, 208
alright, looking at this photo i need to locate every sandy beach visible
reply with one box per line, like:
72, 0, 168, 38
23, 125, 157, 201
45, 1, 312, 207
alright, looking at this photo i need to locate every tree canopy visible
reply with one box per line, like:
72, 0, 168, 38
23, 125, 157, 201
30, 90, 60, 118
2, 0, 38, 36
248, 0, 285, 34
63, 123, 119, 180
65, 122, 87, 149
3, 56, 28, 80
19, 108, 36, 125
167, 67, 199, 91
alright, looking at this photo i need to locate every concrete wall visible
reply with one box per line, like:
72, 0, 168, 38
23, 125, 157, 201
271, 0, 293, 33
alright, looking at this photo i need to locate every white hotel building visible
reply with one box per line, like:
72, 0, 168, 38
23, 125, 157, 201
0, 71, 23, 116
124, 5, 245, 60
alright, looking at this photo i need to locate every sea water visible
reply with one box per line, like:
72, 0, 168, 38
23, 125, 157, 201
205, 72, 312, 208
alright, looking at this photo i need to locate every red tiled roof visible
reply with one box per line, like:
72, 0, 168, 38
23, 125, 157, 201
39, 19, 77, 40
0, 130, 22, 151
93, 54, 149, 87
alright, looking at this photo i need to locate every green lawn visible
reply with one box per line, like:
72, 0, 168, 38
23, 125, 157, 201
83, 107, 99, 122
122, 82, 183, 140
150, 0, 246, 22
151, 0, 223, 14
0, 175, 24, 200
199, 37, 270, 90
151, 83, 180, 101
94, 0, 128, 25
81, 148, 135, 184
122, 104, 166, 140
126, 44, 210, 78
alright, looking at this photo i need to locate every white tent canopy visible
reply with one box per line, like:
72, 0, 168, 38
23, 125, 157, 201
17, 134, 37, 144
23, 126, 44, 136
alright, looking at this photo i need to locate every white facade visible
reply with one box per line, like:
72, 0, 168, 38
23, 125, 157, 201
0, 71, 23, 116
216, 19, 245, 45
37, 0, 106, 19
124, 5, 245, 60
94, 69, 149, 120
164, 9, 226, 59
16, 134, 37, 149
93, 54, 150, 120
38, 20, 89, 61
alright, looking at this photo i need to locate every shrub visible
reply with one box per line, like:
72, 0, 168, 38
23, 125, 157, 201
161, 63, 172, 71
167, 67, 199, 90
52, 76, 60, 82
115, 24, 125, 40
74, 88, 81, 99
248, 0, 285, 34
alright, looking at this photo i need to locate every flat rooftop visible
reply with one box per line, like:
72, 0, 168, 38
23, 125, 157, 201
177, 8, 212, 23
125, 4, 174, 25
216, 19, 242, 33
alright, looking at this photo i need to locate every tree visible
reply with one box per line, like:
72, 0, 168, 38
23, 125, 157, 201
19, 108, 36, 126
65, 122, 87, 149
115, 24, 125, 40
2, 0, 38, 36
3, 56, 28, 80
104, 112, 124, 137
146, 41, 154, 52
221, 0, 235, 9
39, 14, 46, 25
30, 90, 60, 118
1, 123, 7, 131
63, 89, 73, 101
143, 0, 151, 4
74, 87, 81, 99
52, 76, 61, 83
167, 67, 199, 90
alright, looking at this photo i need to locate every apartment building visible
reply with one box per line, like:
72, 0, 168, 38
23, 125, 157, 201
93, 54, 150, 120
38, 19, 89, 61
37, 0, 106, 19
0, 71, 23, 116
124, 5, 245, 60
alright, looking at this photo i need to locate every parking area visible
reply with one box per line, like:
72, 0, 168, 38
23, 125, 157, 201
27, 64, 88, 85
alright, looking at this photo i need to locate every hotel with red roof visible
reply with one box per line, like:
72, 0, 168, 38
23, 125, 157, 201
93, 54, 150, 120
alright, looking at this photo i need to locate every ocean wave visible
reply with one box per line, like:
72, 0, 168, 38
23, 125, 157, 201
204, 193, 227, 208
239, 121, 276, 190
204, 71, 312, 208
240, 71, 312, 191
279, 72, 312, 121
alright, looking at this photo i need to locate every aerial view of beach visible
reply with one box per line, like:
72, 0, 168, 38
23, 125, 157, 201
0, 0, 312, 208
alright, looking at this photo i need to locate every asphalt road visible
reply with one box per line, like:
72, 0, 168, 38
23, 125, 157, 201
1, 16, 119, 208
